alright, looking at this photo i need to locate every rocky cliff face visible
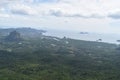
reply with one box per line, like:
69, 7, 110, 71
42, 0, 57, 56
5, 31, 22, 42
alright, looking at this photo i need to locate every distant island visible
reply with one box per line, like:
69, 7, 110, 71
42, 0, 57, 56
117, 40, 120, 42
80, 32, 89, 34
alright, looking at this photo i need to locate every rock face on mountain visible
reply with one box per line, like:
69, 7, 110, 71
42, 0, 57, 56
5, 31, 22, 42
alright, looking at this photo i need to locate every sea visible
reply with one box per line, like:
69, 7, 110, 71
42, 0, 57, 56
44, 29, 120, 44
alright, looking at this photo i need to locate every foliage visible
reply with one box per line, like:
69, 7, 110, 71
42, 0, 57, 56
0, 35, 119, 80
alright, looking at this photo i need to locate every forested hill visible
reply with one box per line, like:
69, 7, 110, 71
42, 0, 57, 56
0, 30, 120, 80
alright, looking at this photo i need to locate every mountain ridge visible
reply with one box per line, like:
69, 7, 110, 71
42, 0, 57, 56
0, 27, 46, 38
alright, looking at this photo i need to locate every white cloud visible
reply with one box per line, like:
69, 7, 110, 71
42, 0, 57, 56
9, 4, 38, 16
0, 13, 10, 18
0, 0, 120, 34
46, 9, 104, 18
0, 0, 120, 19
108, 10, 120, 19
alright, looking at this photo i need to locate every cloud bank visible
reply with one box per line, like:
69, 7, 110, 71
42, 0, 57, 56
0, 0, 120, 19
0, 0, 120, 34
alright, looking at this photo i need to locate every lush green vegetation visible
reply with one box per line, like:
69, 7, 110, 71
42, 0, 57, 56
0, 32, 120, 80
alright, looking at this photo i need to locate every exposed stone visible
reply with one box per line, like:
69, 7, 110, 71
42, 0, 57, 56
5, 31, 22, 42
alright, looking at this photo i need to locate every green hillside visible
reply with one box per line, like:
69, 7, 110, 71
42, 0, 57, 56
0, 30, 120, 80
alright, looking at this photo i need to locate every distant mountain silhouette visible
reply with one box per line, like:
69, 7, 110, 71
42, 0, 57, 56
0, 27, 46, 38
5, 31, 22, 42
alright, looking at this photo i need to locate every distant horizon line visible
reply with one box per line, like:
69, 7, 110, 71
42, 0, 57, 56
0, 26, 120, 35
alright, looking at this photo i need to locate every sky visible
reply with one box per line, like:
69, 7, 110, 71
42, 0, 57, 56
1, 0, 120, 34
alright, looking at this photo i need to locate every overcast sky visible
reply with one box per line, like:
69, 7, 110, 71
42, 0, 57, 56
1, 0, 120, 33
